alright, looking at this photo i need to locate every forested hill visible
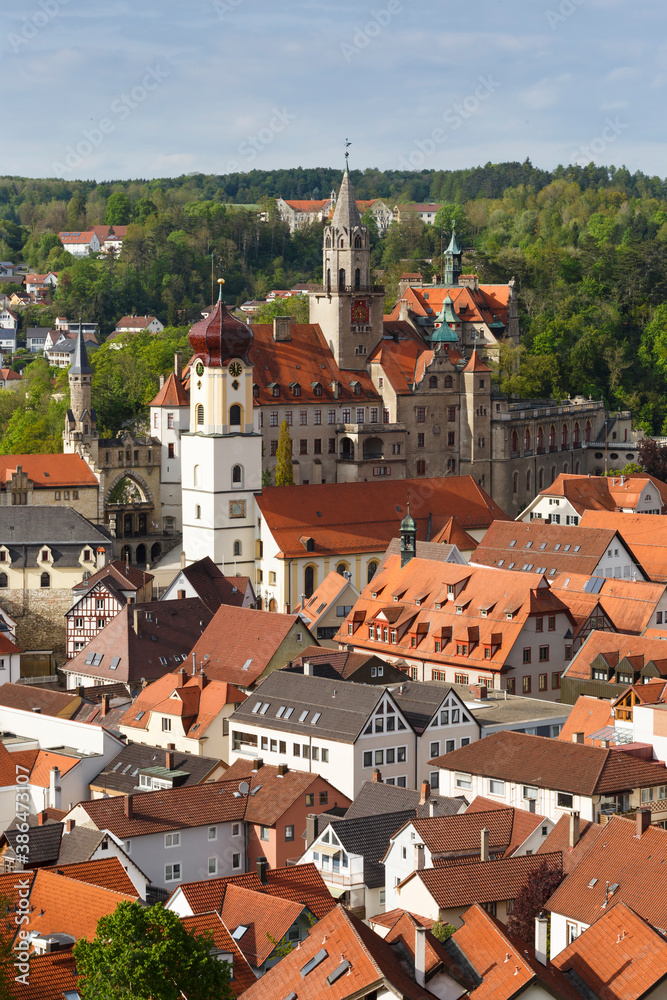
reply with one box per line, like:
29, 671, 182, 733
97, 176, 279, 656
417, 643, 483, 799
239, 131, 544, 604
1, 158, 666, 209
4, 159, 667, 449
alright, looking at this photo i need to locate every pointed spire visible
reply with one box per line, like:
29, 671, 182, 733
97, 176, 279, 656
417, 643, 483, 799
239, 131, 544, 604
331, 169, 362, 231
446, 223, 462, 256
70, 329, 92, 375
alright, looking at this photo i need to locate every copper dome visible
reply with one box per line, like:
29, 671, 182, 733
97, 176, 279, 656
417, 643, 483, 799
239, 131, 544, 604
188, 297, 253, 368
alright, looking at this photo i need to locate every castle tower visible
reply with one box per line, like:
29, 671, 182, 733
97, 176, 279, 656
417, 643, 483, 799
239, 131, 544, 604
63, 330, 98, 462
309, 167, 384, 370
149, 353, 190, 534
181, 281, 261, 574
458, 349, 492, 493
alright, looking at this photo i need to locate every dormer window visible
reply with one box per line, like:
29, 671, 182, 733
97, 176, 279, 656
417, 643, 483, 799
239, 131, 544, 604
40, 548, 50, 562
350, 381, 362, 396
253, 384, 259, 397
290, 383, 301, 397
267, 383, 280, 397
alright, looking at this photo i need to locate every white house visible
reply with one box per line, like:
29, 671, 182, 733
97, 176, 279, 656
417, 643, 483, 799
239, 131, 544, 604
115, 315, 164, 334
149, 364, 190, 534
58, 231, 101, 256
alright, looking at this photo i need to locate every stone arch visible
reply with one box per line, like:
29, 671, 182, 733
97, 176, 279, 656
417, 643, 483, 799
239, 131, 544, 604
105, 470, 154, 507
136, 543, 147, 565
151, 542, 162, 562
120, 544, 132, 564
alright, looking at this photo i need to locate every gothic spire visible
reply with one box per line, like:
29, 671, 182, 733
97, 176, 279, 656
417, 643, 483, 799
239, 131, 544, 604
331, 168, 362, 231
70, 328, 92, 375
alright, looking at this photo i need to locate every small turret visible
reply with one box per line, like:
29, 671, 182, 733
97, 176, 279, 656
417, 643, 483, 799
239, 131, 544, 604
400, 500, 416, 568
444, 224, 463, 286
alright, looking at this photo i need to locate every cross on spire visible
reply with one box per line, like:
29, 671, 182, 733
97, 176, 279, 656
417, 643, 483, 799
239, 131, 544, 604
344, 138, 352, 172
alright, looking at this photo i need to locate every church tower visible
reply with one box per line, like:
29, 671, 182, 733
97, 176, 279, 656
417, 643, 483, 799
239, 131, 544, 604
309, 167, 384, 371
63, 330, 98, 462
444, 226, 462, 286
181, 281, 261, 576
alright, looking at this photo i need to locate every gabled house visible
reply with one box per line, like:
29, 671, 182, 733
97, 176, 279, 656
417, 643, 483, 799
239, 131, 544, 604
561, 629, 667, 705
228, 672, 478, 798
579, 509, 667, 582
161, 555, 255, 611
284, 644, 407, 685
219, 759, 350, 869
0, 367, 21, 390
89, 742, 225, 798
179, 912, 256, 996
118, 667, 246, 759
430, 729, 667, 824
382, 804, 553, 911
297, 569, 360, 644
66, 558, 154, 658
58, 230, 101, 256
114, 314, 164, 334
519, 473, 667, 523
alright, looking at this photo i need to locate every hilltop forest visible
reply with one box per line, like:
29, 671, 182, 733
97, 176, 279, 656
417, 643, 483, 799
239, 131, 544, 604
2, 158, 667, 450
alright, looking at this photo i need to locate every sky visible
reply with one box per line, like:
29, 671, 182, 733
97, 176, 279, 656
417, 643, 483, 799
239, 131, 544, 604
3, 0, 666, 181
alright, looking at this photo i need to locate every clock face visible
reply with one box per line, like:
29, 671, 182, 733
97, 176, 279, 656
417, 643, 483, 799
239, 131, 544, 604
351, 299, 370, 325
229, 500, 246, 519
228, 360, 243, 377
195, 361, 204, 377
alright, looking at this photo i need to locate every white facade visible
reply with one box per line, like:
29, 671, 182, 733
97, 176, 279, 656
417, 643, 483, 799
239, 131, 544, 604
150, 397, 189, 533
161, 568, 255, 608
298, 822, 384, 916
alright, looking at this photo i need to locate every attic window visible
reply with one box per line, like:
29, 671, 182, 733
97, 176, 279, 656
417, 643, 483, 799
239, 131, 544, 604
301, 949, 329, 978
554, 544, 561, 551
539, 542, 547, 550
311, 712, 321, 725
508, 540, 516, 548
327, 960, 351, 985
232, 925, 248, 941
252, 701, 262, 713
159, 656, 167, 665
276, 706, 287, 718
284, 707, 294, 720
109, 657, 120, 670
299, 710, 309, 722
525, 541, 533, 549
135, 711, 145, 721
259, 703, 270, 714
574, 545, 581, 552
564, 544, 571, 552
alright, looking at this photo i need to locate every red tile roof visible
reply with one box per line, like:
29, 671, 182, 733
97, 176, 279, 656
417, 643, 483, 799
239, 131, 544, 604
22, 868, 137, 942
189, 604, 310, 686
404, 852, 562, 909
29, 751, 80, 788
218, 883, 307, 966
0, 368, 21, 381
119, 668, 245, 738
258, 476, 507, 560
430, 515, 479, 550
550, 573, 666, 639
539, 474, 667, 516
430, 729, 667, 796
43, 857, 138, 895
546, 815, 667, 930
172, 862, 335, 921
580, 510, 667, 582
396, 808, 544, 861
8, 949, 79, 1000
219, 761, 350, 825
563, 630, 667, 683
558, 696, 615, 747
536, 813, 603, 873
0, 453, 98, 488
149, 371, 189, 407
72, 558, 153, 594
180, 912, 256, 995
77, 782, 246, 838
552, 901, 667, 1000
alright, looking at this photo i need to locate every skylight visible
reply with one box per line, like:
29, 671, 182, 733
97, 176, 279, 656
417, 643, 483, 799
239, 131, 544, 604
283, 707, 294, 720
311, 712, 321, 725
135, 711, 145, 721
276, 706, 286, 718
299, 710, 309, 722
509, 540, 516, 547
259, 703, 270, 715
300, 948, 328, 978
232, 925, 248, 940
252, 701, 262, 713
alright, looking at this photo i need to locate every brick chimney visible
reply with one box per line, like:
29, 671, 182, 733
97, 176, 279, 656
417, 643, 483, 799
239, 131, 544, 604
481, 827, 490, 862
419, 780, 430, 806
257, 856, 269, 884
372, 769, 382, 783
415, 844, 425, 870
569, 811, 580, 848
165, 749, 174, 771
636, 807, 651, 837
253, 758, 264, 771
101, 694, 110, 717
124, 794, 133, 819
65, 819, 75, 834
277, 763, 287, 777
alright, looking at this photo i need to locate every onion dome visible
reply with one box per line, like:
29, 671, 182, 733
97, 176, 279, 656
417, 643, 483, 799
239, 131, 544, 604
400, 500, 415, 533
188, 280, 253, 367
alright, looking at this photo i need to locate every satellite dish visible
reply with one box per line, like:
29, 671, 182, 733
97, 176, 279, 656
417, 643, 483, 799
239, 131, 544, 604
238, 781, 250, 795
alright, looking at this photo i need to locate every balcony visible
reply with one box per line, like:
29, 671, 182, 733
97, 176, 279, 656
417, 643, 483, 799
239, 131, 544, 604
311, 283, 385, 295
336, 422, 406, 434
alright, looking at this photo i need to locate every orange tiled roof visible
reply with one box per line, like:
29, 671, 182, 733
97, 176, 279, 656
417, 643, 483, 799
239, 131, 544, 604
538, 474, 667, 516
564, 630, 667, 682
120, 669, 246, 737
23, 868, 137, 942
281, 199, 330, 211
406, 851, 562, 909
430, 515, 478, 550
220, 761, 350, 826
180, 912, 256, 995
580, 510, 667, 582
299, 570, 354, 625
392, 283, 511, 331
550, 572, 666, 639
0, 453, 98, 488
0, 368, 21, 380
149, 371, 189, 407
8, 949, 79, 1000
552, 901, 667, 1000
430, 729, 667, 796
536, 813, 603, 874
43, 857, 138, 895
29, 751, 80, 788
558, 695, 615, 746
546, 816, 667, 930
400, 807, 545, 860
219, 883, 308, 966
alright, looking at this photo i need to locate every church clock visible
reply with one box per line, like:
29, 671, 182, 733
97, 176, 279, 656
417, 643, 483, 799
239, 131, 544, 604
228, 360, 243, 377
195, 361, 204, 377
351, 299, 369, 325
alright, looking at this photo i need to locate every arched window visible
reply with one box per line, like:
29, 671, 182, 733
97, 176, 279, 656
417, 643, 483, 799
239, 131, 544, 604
585, 420, 591, 442
511, 430, 519, 454
416, 459, 426, 476
367, 561, 378, 583
429, 376, 438, 388
229, 404, 241, 427
40, 572, 50, 589
575, 461, 581, 474
304, 565, 315, 598
193, 465, 200, 487
0, 573, 7, 588
513, 471, 518, 495
526, 468, 531, 493
325, 235, 331, 248
336, 562, 349, 577
195, 505, 201, 520
539, 467, 544, 489
562, 423, 568, 448
536, 426, 544, 452
326, 269, 331, 292
338, 268, 345, 290
232, 464, 243, 487
525, 427, 531, 451
549, 425, 556, 450
574, 422, 580, 445
444, 375, 453, 388
233, 540, 242, 557
354, 268, 361, 290
354, 235, 362, 248
196, 404, 204, 426
269, 598, 278, 612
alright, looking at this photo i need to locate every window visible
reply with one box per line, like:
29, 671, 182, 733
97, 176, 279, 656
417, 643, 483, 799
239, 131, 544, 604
300, 410, 307, 425
328, 409, 336, 424
208, 857, 217, 875
168, 442, 175, 458
260, 825, 269, 841
416, 407, 426, 423
314, 410, 322, 425
165, 832, 180, 848
552, 671, 561, 690
270, 411, 278, 427
523, 648, 531, 664
208, 826, 217, 841
557, 792, 574, 809
40, 572, 50, 589
539, 673, 547, 691
567, 922, 578, 944
300, 440, 308, 455
162, 718, 171, 732
448, 431, 455, 447
320, 791, 328, 805
536, 617, 543, 633
430, 741, 440, 758
270, 440, 278, 456
416, 459, 426, 476
165, 864, 181, 882
328, 438, 336, 453
448, 406, 456, 422
523, 676, 532, 694
489, 779, 505, 795
548, 615, 556, 631
196, 403, 204, 426
417, 433, 424, 448
285, 825, 294, 841
456, 773, 472, 789
539, 645, 549, 662
507, 678, 516, 694
305, 793, 314, 806
285, 410, 292, 426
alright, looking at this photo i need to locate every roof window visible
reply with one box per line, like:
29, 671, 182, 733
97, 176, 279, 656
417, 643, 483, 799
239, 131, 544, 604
525, 541, 533, 549
327, 961, 351, 985
299, 710, 309, 722
509, 540, 516, 548
252, 701, 262, 713
311, 712, 321, 725
259, 703, 270, 715
301, 948, 328, 978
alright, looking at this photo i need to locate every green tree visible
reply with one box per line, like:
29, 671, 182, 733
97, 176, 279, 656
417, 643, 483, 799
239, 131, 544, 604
253, 296, 309, 324
275, 419, 294, 486
104, 192, 133, 226
74, 901, 232, 1000
430, 919, 455, 943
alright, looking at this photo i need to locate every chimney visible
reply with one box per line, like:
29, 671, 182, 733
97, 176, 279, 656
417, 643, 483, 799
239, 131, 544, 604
303, 661, 313, 677
174, 351, 182, 379
96, 546, 106, 569
49, 767, 61, 810
178, 667, 186, 684
133, 607, 141, 637
37, 811, 46, 826
569, 811, 580, 849
636, 807, 651, 837
159, 375, 165, 389
165, 749, 174, 771
571, 732, 584, 744
419, 780, 430, 806
253, 758, 264, 771
278, 763, 288, 776
428, 800, 437, 818
481, 827, 490, 863
414, 926, 427, 988
124, 794, 133, 819
305, 814, 317, 848
272, 316, 292, 342
415, 844, 425, 870
372, 768, 382, 783
101, 693, 110, 717
65, 819, 75, 834
534, 913, 548, 966
257, 856, 269, 884
77, 685, 85, 698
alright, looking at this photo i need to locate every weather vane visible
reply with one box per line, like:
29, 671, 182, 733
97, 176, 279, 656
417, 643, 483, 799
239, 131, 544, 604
345, 138, 351, 169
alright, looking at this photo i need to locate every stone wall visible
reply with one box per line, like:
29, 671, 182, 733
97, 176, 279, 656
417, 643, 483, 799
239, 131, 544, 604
1, 588, 71, 666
